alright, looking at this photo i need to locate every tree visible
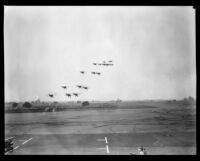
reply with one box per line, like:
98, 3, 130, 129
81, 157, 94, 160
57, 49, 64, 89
188, 96, 195, 104
82, 101, 89, 106
183, 98, 188, 102
12, 102, 18, 108
183, 96, 195, 105
23, 102, 32, 108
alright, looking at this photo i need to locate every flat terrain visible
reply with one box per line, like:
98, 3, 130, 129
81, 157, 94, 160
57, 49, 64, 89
5, 102, 196, 155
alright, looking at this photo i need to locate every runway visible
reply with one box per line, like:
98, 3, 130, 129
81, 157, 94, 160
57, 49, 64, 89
5, 132, 195, 155
5, 103, 196, 155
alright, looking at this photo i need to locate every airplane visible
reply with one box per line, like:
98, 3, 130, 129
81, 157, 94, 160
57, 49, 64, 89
104, 63, 113, 66
82, 86, 89, 90
61, 86, 67, 89
76, 85, 88, 89
65, 93, 71, 97
73, 93, 80, 97
80, 71, 85, 74
48, 94, 54, 98
91, 72, 101, 75
76, 85, 82, 88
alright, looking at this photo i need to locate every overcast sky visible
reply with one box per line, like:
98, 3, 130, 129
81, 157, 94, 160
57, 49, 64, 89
4, 6, 196, 102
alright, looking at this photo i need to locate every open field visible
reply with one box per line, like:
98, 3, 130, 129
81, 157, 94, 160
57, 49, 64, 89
5, 101, 196, 155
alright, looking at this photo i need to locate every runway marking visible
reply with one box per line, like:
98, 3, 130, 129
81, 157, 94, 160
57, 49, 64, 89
105, 137, 108, 144
5, 137, 14, 140
96, 137, 110, 154
22, 138, 32, 145
106, 145, 110, 154
14, 146, 19, 149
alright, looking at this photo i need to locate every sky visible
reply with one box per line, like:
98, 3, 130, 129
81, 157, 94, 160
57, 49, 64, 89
4, 6, 196, 102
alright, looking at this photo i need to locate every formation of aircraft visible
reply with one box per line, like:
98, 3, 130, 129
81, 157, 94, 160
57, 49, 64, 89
46, 60, 114, 100
92, 60, 114, 66
104, 63, 113, 66
91, 72, 101, 75
80, 71, 102, 75
65, 93, 80, 97
76, 85, 89, 90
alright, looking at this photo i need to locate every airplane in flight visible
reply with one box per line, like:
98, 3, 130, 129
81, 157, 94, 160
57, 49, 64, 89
73, 93, 80, 97
103, 63, 113, 66
80, 71, 85, 74
76, 85, 82, 89
61, 86, 68, 89
48, 94, 54, 98
65, 93, 71, 97
82, 86, 89, 90
91, 72, 101, 75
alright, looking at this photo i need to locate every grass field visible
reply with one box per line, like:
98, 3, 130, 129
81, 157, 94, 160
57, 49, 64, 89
5, 101, 196, 155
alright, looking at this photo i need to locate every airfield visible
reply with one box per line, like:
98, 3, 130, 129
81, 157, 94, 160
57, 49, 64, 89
5, 101, 196, 155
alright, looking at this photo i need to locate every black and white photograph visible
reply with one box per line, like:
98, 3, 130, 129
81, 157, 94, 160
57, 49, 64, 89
4, 6, 196, 155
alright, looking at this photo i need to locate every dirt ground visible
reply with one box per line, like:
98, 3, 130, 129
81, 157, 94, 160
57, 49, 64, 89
5, 101, 196, 155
